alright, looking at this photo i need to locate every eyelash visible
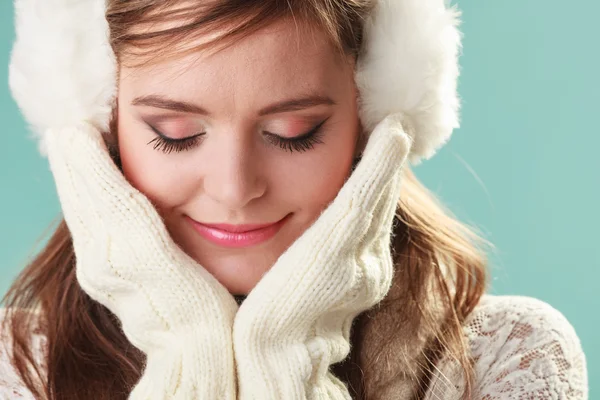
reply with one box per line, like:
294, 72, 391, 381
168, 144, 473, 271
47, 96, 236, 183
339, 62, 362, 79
146, 119, 327, 155
264, 119, 327, 153
147, 126, 205, 154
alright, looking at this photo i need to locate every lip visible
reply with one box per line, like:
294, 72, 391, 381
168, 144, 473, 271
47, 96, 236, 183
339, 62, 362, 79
187, 214, 290, 248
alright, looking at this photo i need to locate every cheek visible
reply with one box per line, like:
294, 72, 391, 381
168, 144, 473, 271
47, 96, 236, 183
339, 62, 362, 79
277, 122, 358, 216
117, 115, 194, 210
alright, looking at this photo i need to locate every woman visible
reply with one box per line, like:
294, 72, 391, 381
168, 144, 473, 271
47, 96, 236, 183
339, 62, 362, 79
1, 0, 588, 399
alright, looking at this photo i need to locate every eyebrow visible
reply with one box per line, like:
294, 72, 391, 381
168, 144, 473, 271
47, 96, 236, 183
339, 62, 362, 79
131, 94, 336, 116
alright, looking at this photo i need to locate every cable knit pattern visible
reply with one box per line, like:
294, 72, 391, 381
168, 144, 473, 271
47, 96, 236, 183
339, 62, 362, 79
232, 114, 411, 400
1, 295, 587, 399
43, 122, 240, 399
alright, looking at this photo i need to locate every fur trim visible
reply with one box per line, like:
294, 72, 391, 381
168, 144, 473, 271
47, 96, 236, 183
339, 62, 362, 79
8, 0, 462, 163
8, 0, 116, 156
356, 0, 463, 164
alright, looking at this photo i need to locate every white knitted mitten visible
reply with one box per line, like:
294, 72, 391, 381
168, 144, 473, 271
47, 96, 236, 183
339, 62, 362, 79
232, 114, 412, 399
45, 123, 239, 399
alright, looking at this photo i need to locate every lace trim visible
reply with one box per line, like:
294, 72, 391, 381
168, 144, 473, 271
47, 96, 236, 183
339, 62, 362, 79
0, 296, 588, 399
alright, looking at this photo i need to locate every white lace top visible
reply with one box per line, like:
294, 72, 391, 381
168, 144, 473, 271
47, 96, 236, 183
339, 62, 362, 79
0, 294, 588, 399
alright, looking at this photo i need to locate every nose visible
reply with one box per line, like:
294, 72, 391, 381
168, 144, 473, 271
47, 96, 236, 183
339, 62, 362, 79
203, 137, 267, 210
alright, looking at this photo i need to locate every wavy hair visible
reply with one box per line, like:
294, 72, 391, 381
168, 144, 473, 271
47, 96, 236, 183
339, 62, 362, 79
2, 1, 489, 398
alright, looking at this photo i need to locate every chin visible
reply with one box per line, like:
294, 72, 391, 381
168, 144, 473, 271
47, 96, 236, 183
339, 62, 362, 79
198, 257, 270, 296
223, 279, 256, 296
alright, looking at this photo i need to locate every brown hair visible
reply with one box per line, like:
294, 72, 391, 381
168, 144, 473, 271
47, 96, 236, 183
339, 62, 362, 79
2, 1, 489, 399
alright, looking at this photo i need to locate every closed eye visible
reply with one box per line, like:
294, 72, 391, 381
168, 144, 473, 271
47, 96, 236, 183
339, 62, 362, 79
146, 124, 205, 154
263, 118, 328, 153
146, 118, 328, 154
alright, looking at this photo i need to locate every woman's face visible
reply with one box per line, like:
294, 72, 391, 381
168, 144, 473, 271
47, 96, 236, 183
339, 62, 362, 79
117, 19, 360, 295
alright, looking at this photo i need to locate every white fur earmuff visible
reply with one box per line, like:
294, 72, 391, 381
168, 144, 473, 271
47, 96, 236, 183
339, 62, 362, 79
9, 0, 116, 156
8, 0, 462, 164
356, 0, 462, 164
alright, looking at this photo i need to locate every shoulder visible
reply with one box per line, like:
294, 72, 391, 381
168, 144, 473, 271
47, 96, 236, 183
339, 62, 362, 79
464, 294, 588, 399
0, 307, 45, 399
464, 294, 585, 358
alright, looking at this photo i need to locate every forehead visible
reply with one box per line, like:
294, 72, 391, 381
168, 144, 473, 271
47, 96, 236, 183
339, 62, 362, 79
118, 18, 354, 104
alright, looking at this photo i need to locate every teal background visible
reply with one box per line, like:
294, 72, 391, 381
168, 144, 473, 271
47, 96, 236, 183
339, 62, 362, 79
1, 0, 598, 395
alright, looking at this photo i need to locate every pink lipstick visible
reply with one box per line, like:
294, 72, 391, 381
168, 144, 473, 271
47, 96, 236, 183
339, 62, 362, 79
187, 215, 289, 248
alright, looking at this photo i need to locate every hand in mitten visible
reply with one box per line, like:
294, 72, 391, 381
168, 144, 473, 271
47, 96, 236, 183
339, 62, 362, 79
232, 114, 412, 399
46, 122, 239, 399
